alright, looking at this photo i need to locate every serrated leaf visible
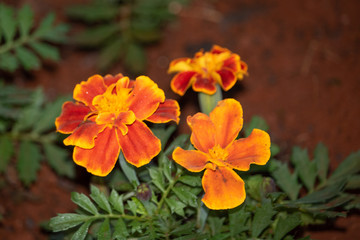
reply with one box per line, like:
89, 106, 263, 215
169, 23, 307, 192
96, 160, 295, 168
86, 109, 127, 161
125, 43, 146, 74
172, 186, 197, 207
346, 174, 360, 190
271, 162, 301, 200
109, 189, 124, 214
165, 197, 186, 216
43, 143, 75, 178
148, 167, 165, 192
164, 134, 189, 156
71, 192, 98, 215
50, 213, 89, 232
208, 216, 225, 235
274, 213, 301, 240
0, 53, 18, 72
90, 185, 112, 214
197, 202, 209, 231
130, 196, 147, 215
0, 4, 16, 43
229, 206, 250, 236
71, 220, 92, 240
97, 218, 111, 240
18, 4, 34, 37
329, 150, 360, 182
30, 42, 60, 61
41, 24, 69, 43
113, 218, 129, 239
152, 124, 177, 151
72, 24, 119, 47
119, 152, 139, 186
17, 141, 41, 186
0, 135, 13, 173
15, 46, 40, 70
177, 175, 202, 187
291, 146, 317, 191
33, 13, 55, 37
251, 201, 277, 238
313, 143, 329, 184
244, 115, 269, 137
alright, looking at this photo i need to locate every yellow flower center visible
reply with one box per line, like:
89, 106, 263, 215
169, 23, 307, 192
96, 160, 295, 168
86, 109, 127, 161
207, 144, 229, 167
194, 52, 231, 78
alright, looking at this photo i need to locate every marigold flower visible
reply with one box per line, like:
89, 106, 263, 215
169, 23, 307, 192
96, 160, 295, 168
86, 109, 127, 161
56, 74, 180, 176
168, 45, 248, 96
172, 99, 270, 210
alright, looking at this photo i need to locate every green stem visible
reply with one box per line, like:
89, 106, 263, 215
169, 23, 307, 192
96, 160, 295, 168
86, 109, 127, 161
155, 175, 179, 214
198, 84, 223, 115
0, 34, 38, 55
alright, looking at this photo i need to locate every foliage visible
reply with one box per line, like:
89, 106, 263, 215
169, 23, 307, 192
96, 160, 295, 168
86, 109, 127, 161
66, 0, 189, 74
0, 3, 68, 72
49, 117, 360, 239
0, 82, 75, 186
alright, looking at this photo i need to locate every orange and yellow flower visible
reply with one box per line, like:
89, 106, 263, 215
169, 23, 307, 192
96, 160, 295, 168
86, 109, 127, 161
56, 74, 180, 176
172, 99, 270, 210
168, 45, 248, 96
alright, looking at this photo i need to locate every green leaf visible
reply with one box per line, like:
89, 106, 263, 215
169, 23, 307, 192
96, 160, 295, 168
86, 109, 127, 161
165, 197, 186, 216
71, 192, 98, 215
0, 53, 18, 72
50, 213, 89, 232
71, 220, 92, 240
30, 42, 60, 61
291, 146, 317, 191
251, 201, 277, 238
244, 115, 269, 137
90, 185, 112, 213
274, 213, 301, 240
0, 135, 14, 173
164, 134, 189, 156
346, 174, 360, 190
178, 175, 202, 187
18, 4, 34, 37
15, 46, 41, 70
172, 186, 197, 207
152, 124, 177, 151
43, 143, 75, 178
72, 24, 119, 47
98, 37, 124, 71
229, 206, 250, 236
208, 216, 225, 235
33, 13, 55, 37
119, 152, 139, 186
17, 141, 41, 186
97, 218, 111, 240
0, 4, 16, 43
329, 150, 360, 183
42, 23, 69, 43
271, 161, 301, 200
66, 3, 119, 22
125, 43, 146, 74
313, 143, 329, 184
197, 202, 209, 232
109, 189, 124, 214
149, 167, 165, 192
113, 218, 129, 239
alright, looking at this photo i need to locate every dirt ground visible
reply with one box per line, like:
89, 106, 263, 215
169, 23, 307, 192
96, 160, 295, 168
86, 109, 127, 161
1, 0, 359, 239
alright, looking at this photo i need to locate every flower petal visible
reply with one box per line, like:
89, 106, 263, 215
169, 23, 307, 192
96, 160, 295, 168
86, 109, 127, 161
63, 121, 106, 149
192, 74, 217, 95
168, 57, 193, 73
73, 75, 107, 107
170, 71, 197, 96
217, 68, 237, 91
211, 45, 229, 54
146, 99, 180, 124
172, 147, 208, 172
222, 54, 241, 73
117, 120, 161, 167
187, 113, 216, 153
202, 167, 246, 210
104, 73, 124, 86
209, 99, 243, 148
128, 76, 165, 120
226, 129, 271, 171
55, 101, 90, 134
73, 127, 120, 176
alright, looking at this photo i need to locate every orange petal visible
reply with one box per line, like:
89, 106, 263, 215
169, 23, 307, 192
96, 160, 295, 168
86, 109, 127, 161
211, 45, 229, 54
114, 111, 136, 135
202, 167, 246, 210
192, 75, 217, 95
117, 120, 161, 167
146, 99, 180, 124
170, 71, 197, 96
73, 75, 107, 107
128, 76, 165, 120
73, 127, 120, 176
226, 129, 271, 171
217, 68, 236, 91
222, 54, 241, 73
55, 101, 90, 134
168, 57, 193, 73
104, 73, 124, 86
209, 99, 243, 148
63, 122, 107, 149
187, 113, 216, 153
172, 147, 208, 172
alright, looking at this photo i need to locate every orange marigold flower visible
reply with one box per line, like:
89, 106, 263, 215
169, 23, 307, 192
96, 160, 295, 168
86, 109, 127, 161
172, 99, 270, 210
56, 74, 180, 176
168, 45, 248, 96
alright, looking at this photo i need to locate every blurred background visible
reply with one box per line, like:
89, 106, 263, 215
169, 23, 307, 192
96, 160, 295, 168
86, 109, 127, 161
0, 0, 359, 239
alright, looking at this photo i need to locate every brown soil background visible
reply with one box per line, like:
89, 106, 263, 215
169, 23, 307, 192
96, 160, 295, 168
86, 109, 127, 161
1, 0, 359, 239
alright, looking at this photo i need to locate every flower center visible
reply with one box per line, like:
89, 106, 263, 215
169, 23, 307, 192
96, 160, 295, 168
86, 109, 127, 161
207, 144, 229, 167
195, 52, 231, 78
